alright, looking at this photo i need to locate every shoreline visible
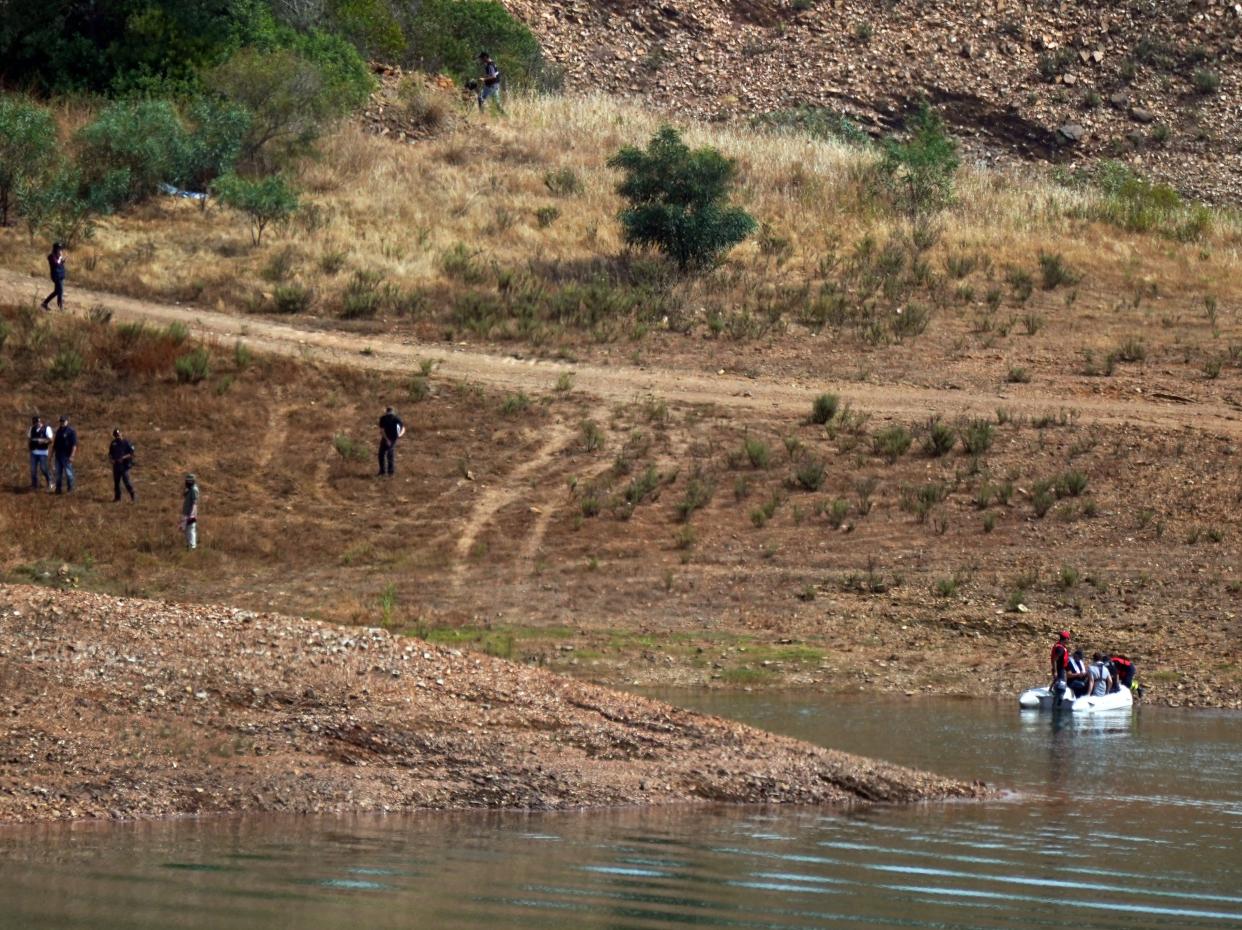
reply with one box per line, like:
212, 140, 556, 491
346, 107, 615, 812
0, 585, 985, 826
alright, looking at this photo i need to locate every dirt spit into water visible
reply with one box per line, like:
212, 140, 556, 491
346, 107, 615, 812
0, 585, 984, 824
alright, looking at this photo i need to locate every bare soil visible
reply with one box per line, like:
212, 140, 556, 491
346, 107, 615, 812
0, 273, 1238, 713
0, 585, 983, 824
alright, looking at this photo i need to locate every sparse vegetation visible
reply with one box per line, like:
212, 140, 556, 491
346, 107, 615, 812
872, 425, 913, 463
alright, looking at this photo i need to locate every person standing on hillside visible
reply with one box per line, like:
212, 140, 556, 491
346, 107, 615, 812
28, 415, 53, 492
41, 243, 66, 311
377, 406, 405, 477
109, 428, 136, 502
180, 474, 199, 549
477, 51, 502, 112
52, 415, 77, 494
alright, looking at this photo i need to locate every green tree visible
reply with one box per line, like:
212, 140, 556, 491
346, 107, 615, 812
402, 0, 556, 90
608, 126, 757, 271
879, 104, 960, 219
212, 173, 299, 244
16, 164, 97, 246
75, 99, 193, 209
207, 39, 372, 164
0, 97, 57, 226
327, 0, 405, 59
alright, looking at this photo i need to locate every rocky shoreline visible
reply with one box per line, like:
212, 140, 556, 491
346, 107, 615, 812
0, 586, 983, 825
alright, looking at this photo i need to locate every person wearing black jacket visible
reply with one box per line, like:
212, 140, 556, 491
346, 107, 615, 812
41, 243, 66, 311
109, 428, 136, 502
377, 406, 404, 477
52, 414, 77, 493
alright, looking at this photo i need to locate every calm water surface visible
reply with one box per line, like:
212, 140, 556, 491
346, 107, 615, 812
1, 694, 1239, 929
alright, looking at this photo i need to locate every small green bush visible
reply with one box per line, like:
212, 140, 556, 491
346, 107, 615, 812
960, 419, 995, 456
501, 392, 530, 415
174, 347, 211, 384
810, 392, 839, 424
744, 437, 771, 469
677, 474, 714, 521
1038, 251, 1079, 289
1192, 68, 1220, 95
794, 458, 826, 491
272, 284, 313, 314
535, 205, 561, 228
543, 168, 583, 196
609, 126, 757, 270
333, 433, 367, 460
922, 418, 957, 457
48, 348, 84, 381
872, 425, 912, 463
0, 97, 56, 226
879, 104, 959, 219
212, 173, 299, 245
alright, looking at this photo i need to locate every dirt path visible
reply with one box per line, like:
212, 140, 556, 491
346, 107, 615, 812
4, 270, 1240, 438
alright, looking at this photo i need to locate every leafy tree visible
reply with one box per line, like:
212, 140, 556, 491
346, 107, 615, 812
75, 99, 194, 209
608, 126, 757, 271
181, 97, 253, 191
327, 0, 405, 59
207, 39, 372, 164
212, 173, 299, 244
402, 0, 557, 90
879, 104, 960, 219
16, 164, 97, 246
0, 97, 57, 226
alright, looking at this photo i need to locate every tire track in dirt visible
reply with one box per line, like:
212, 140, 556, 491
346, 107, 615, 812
452, 419, 578, 592
4, 270, 1240, 438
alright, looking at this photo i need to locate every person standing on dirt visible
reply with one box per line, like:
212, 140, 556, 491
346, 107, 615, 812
28, 415, 53, 492
477, 51, 502, 112
377, 406, 405, 477
109, 428, 136, 502
180, 474, 199, 549
52, 415, 77, 494
41, 242, 66, 311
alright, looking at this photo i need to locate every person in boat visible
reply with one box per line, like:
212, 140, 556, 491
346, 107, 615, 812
1088, 652, 1114, 697
1109, 654, 1137, 692
1066, 648, 1089, 698
1049, 630, 1071, 688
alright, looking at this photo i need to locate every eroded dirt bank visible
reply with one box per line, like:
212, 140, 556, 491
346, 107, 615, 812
0, 585, 983, 824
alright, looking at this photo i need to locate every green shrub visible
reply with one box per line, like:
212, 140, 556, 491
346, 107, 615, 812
402, 0, 558, 91
1115, 337, 1146, 362
174, 347, 211, 383
333, 433, 367, 460
207, 43, 372, 164
872, 425, 912, 463
76, 99, 193, 210
750, 106, 872, 147
535, 205, 561, 228
272, 284, 313, 314
879, 104, 959, 219
0, 97, 56, 226
212, 173, 299, 245
810, 392, 839, 424
825, 498, 850, 528
743, 437, 771, 469
1192, 68, 1220, 95
960, 419, 995, 456
1006, 366, 1031, 384
677, 474, 714, 521
15, 164, 95, 246
794, 458, 826, 491
608, 126, 757, 271
500, 392, 530, 415
1038, 251, 1079, 289
1057, 470, 1089, 498
543, 168, 583, 196
48, 348, 84, 381
340, 270, 383, 319
166, 322, 190, 345
922, 417, 957, 457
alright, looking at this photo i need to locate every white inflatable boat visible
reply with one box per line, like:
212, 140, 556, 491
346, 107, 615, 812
1018, 685, 1134, 713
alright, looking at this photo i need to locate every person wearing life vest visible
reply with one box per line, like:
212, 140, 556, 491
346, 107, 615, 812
1109, 654, 1137, 692
1050, 630, 1071, 683
1088, 652, 1113, 697
1066, 648, 1089, 698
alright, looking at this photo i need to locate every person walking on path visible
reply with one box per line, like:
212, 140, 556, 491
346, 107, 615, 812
52, 415, 77, 493
40, 243, 66, 311
180, 474, 199, 549
377, 406, 405, 477
477, 51, 502, 112
109, 428, 136, 502
27, 415, 53, 492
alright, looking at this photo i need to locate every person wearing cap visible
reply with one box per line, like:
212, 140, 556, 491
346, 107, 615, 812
180, 474, 199, 549
27, 415, 53, 492
477, 51, 502, 112
1066, 648, 1089, 698
52, 415, 77, 494
109, 428, 136, 502
41, 242, 66, 311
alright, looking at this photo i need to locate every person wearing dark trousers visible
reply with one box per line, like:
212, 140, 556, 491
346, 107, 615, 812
377, 406, 405, 477
41, 243, 66, 311
180, 474, 199, 549
28, 415, 53, 491
109, 428, 136, 502
52, 415, 77, 493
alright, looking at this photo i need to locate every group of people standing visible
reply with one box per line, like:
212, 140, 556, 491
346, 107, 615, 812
25, 415, 200, 550
1050, 631, 1137, 698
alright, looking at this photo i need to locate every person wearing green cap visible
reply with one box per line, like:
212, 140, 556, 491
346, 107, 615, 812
180, 474, 199, 549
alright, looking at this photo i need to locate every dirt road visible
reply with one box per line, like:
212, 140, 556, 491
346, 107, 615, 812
4, 269, 1240, 438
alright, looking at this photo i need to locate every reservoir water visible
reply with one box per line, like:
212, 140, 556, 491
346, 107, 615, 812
0, 694, 1238, 929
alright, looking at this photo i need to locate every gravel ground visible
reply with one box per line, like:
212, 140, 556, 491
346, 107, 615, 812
0, 585, 984, 824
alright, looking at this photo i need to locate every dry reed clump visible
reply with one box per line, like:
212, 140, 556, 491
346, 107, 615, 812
1, 92, 1239, 351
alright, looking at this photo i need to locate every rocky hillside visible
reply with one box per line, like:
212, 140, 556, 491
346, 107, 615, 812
0, 586, 982, 823
504, 0, 1241, 201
